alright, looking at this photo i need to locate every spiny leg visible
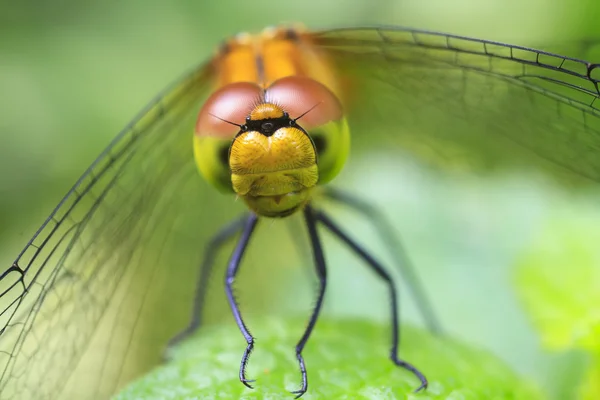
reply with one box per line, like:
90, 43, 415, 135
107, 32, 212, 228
322, 187, 442, 335
290, 205, 328, 399
166, 214, 249, 353
314, 208, 428, 392
224, 213, 260, 389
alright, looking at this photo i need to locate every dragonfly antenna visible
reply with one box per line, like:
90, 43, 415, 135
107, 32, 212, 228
293, 101, 322, 123
209, 112, 243, 128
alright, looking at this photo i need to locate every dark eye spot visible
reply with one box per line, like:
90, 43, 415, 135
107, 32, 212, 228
219, 144, 230, 166
312, 135, 327, 155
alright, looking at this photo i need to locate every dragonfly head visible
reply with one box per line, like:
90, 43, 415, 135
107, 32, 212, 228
194, 77, 349, 218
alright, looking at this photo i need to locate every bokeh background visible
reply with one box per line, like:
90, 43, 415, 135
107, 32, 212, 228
1, 0, 600, 399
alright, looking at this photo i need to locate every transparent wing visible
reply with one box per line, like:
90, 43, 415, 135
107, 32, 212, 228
0, 62, 229, 400
315, 26, 600, 184
6, 25, 600, 400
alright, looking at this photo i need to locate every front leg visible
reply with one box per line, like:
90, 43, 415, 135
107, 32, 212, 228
289, 205, 328, 398
224, 213, 260, 389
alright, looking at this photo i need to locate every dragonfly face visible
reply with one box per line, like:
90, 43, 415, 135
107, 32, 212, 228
2, 23, 600, 400
194, 27, 350, 217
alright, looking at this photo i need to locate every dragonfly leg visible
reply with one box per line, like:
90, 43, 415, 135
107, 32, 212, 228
225, 213, 260, 389
322, 187, 442, 335
314, 208, 428, 393
165, 214, 249, 355
289, 205, 328, 399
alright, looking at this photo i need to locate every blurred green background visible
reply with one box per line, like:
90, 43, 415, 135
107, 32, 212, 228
1, 0, 600, 399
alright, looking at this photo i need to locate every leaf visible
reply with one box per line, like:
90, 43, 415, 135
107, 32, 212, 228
115, 318, 540, 400
514, 207, 600, 399
514, 213, 600, 352
580, 355, 600, 400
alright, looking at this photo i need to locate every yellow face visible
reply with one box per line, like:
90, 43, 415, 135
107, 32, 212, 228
193, 77, 350, 218
229, 103, 319, 217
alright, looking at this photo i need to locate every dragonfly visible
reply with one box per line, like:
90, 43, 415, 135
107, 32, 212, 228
1, 24, 600, 400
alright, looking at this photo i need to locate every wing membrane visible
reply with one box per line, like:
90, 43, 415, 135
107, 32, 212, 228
0, 63, 222, 399
315, 27, 600, 184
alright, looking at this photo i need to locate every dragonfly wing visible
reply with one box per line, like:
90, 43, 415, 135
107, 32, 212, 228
315, 27, 600, 185
0, 63, 223, 399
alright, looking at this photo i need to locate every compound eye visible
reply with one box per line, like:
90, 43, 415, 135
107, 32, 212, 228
196, 82, 263, 139
265, 76, 343, 130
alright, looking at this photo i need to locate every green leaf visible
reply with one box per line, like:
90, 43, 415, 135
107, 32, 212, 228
115, 318, 540, 399
580, 356, 600, 400
514, 210, 600, 400
514, 213, 600, 353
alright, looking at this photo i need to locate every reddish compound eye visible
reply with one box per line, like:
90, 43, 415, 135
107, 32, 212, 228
195, 76, 344, 139
266, 76, 343, 129
195, 82, 263, 138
